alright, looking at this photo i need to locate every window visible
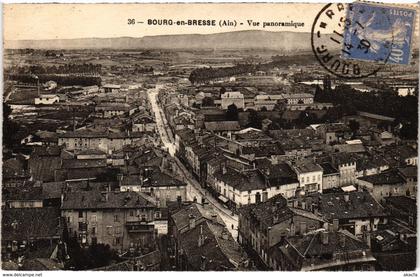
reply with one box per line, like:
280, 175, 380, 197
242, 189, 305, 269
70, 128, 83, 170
91, 214, 97, 222
306, 177, 309, 183
312, 176, 315, 182
129, 210, 134, 217
78, 211, 83, 218
92, 227, 97, 235
114, 215, 119, 222
67, 216, 72, 223
301, 177, 304, 183
317, 175, 321, 181
115, 226, 122, 234
107, 226, 113, 235
114, 237, 121, 245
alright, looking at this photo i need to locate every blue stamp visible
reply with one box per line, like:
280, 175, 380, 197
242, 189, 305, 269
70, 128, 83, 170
342, 2, 416, 65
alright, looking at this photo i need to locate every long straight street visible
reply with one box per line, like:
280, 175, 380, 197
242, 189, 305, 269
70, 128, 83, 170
147, 84, 238, 238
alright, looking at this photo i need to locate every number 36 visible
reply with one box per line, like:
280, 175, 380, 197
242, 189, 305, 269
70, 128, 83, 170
127, 19, 135, 25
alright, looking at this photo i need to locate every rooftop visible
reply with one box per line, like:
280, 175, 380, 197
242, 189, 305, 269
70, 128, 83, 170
61, 190, 156, 210
358, 170, 406, 186
319, 191, 387, 220
204, 121, 240, 132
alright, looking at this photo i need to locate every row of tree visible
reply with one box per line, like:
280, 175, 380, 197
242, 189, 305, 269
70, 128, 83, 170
315, 84, 418, 139
6, 74, 102, 86
7, 63, 102, 75
188, 54, 317, 84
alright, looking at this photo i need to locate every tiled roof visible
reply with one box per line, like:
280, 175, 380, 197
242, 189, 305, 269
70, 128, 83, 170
204, 121, 241, 131
179, 220, 246, 271
397, 166, 417, 179
61, 191, 155, 210
319, 191, 387, 220
358, 170, 405, 185
276, 230, 373, 270
214, 168, 266, 191
62, 159, 107, 169
239, 194, 293, 227
29, 155, 62, 182
385, 196, 417, 214
319, 162, 338, 175
292, 160, 323, 174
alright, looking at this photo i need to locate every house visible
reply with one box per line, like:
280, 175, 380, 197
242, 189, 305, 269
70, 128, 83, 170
238, 194, 326, 267
357, 170, 409, 202
94, 250, 161, 271
2, 183, 61, 209
95, 103, 134, 118
290, 160, 323, 193
119, 167, 187, 209
204, 121, 240, 137
34, 94, 59, 105
169, 203, 249, 271
61, 190, 159, 251
316, 191, 388, 237
269, 229, 376, 271
102, 84, 121, 93
131, 115, 156, 133
384, 196, 416, 228
372, 130, 396, 145
213, 162, 300, 209
58, 129, 147, 152
330, 152, 358, 186
315, 123, 352, 144
28, 146, 63, 182
319, 162, 339, 190
220, 91, 245, 110
380, 145, 418, 166
397, 166, 417, 196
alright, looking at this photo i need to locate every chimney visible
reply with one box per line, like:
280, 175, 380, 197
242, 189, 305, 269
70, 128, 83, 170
198, 224, 204, 247
290, 221, 296, 236
222, 164, 227, 175
293, 200, 298, 208
364, 232, 371, 248
339, 233, 346, 248
200, 256, 207, 271
333, 219, 339, 231
117, 174, 123, 187
321, 231, 329, 245
221, 230, 229, 240
301, 201, 306, 210
300, 222, 307, 235
344, 194, 350, 202
189, 214, 196, 230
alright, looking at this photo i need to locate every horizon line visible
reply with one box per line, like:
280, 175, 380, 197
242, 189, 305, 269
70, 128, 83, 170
5, 29, 314, 42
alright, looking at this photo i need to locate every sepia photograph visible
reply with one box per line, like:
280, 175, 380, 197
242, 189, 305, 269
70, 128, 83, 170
1, 2, 419, 273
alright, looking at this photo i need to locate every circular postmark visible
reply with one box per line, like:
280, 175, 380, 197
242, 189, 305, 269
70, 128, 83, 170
311, 3, 395, 79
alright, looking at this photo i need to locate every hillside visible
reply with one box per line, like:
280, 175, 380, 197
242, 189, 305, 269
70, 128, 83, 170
5, 30, 339, 51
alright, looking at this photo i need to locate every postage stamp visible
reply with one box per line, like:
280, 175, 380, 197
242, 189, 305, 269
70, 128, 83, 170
342, 2, 417, 65
311, 3, 386, 78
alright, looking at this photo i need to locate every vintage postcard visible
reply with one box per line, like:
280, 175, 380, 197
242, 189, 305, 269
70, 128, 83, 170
2, 2, 419, 273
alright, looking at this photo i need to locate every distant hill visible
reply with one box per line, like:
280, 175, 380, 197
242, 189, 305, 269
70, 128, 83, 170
5, 30, 339, 51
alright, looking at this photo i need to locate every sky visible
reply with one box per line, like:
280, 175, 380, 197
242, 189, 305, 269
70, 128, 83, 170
4, 3, 328, 40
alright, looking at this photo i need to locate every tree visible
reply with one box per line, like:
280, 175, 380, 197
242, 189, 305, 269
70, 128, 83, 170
247, 109, 262, 129
226, 104, 239, 121
202, 97, 214, 107
349, 120, 360, 136
3, 103, 20, 149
